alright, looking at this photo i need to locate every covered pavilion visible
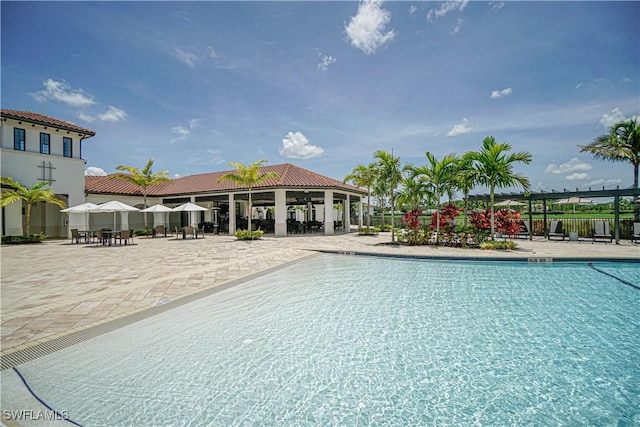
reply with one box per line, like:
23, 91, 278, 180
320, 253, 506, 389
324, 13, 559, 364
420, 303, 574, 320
85, 163, 367, 237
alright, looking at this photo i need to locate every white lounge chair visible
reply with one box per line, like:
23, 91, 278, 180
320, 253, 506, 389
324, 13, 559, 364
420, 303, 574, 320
633, 222, 640, 244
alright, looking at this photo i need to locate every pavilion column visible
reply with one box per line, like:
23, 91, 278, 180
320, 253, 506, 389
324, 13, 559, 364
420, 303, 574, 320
614, 194, 620, 244
324, 190, 334, 235
357, 197, 363, 228
344, 194, 351, 232
228, 193, 236, 235
274, 189, 287, 237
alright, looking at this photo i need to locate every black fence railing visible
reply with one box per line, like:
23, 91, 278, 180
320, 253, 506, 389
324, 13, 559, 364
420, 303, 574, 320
358, 215, 638, 240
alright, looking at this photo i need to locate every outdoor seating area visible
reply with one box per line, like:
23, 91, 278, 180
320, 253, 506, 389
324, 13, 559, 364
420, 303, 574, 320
174, 225, 204, 240
514, 220, 531, 239
70, 229, 134, 246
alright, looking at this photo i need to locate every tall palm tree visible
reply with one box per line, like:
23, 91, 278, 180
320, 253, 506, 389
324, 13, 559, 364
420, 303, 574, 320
455, 152, 479, 227
467, 136, 532, 238
412, 152, 459, 236
113, 158, 172, 229
218, 159, 279, 232
374, 150, 410, 243
0, 177, 67, 235
344, 162, 377, 228
579, 117, 640, 220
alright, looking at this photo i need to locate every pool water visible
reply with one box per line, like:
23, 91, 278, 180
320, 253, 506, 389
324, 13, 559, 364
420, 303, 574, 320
3, 255, 639, 426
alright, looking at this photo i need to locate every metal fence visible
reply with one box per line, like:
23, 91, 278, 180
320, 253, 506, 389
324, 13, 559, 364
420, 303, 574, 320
359, 215, 638, 240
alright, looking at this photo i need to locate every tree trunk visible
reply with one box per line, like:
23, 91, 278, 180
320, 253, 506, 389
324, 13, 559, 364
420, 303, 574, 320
25, 203, 32, 235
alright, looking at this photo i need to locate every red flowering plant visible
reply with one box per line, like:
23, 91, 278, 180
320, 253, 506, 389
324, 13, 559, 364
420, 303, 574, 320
402, 209, 423, 245
470, 208, 522, 238
430, 203, 461, 233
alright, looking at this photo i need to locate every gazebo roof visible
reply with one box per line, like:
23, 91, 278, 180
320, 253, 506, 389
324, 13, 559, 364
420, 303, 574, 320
86, 163, 366, 197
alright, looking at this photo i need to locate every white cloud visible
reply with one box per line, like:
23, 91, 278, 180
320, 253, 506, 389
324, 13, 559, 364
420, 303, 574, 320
446, 118, 471, 136
30, 79, 95, 107
345, 0, 396, 56
171, 125, 190, 142
173, 173, 182, 179
170, 119, 200, 142
544, 157, 592, 175
490, 87, 512, 99
427, 0, 469, 21
317, 53, 337, 72
174, 48, 199, 68
451, 18, 464, 35
566, 173, 589, 181
279, 131, 325, 159
85, 166, 107, 176
582, 178, 622, 188
489, 1, 505, 12
98, 106, 127, 122
78, 112, 95, 123
409, 5, 418, 15
575, 82, 583, 89
599, 107, 626, 128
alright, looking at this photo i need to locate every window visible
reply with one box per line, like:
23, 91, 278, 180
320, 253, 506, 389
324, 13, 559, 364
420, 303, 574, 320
63, 137, 72, 158
40, 133, 50, 155
14, 128, 25, 151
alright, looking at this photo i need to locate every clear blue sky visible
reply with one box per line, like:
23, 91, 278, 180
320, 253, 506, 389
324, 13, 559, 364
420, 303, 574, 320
2, 1, 638, 195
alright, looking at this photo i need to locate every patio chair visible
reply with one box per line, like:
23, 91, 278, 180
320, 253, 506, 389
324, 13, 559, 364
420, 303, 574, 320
184, 226, 195, 239
592, 220, 612, 243
548, 220, 565, 240
632, 222, 640, 244
117, 230, 133, 245
154, 225, 165, 238
71, 228, 88, 244
515, 220, 530, 239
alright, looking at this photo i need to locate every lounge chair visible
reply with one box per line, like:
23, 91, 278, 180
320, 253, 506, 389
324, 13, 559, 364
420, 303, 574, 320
632, 222, 640, 244
548, 220, 565, 240
592, 220, 612, 243
514, 220, 530, 239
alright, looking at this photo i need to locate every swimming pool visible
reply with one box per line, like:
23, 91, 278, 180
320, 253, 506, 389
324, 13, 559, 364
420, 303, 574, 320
3, 254, 639, 426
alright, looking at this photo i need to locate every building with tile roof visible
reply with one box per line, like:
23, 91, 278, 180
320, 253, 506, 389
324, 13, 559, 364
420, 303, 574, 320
1, 109, 366, 238
1, 109, 96, 237
86, 163, 367, 237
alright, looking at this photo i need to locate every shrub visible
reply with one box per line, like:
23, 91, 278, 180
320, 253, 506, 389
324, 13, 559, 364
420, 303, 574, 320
358, 226, 379, 235
479, 240, 517, 250
378, 224, 393, 232
1, 233, 46, 244
430, 203, 462, 233
134, 228, 154, 237
235, 229, 264, 240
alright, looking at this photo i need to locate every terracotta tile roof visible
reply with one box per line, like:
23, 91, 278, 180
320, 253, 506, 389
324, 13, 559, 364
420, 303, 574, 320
86, 163, 365, 196
1, 109, 96, 137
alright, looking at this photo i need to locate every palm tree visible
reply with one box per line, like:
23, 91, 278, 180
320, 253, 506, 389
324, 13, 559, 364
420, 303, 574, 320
454, 152, 479, 227
113, 158, 173, 229
396, 174, 430, 212
217, 159, 279, 232
344, 162, 377, 228
579, 117, 640, 220
374, 150, 410, 242
0, 177, 67, 235
467, 136, 532, 238
412, 152, 459, 236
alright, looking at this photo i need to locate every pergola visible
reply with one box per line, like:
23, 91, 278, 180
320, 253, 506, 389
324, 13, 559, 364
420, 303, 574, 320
468, 186, 640, 244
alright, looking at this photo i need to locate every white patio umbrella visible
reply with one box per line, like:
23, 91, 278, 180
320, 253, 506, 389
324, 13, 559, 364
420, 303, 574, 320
90, 200, 140, 230
555, 197, 594, 214
140, 204, 174, 228
494, 199, 526, 207
61, 202, 99, 232
172, 202, 208, 228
